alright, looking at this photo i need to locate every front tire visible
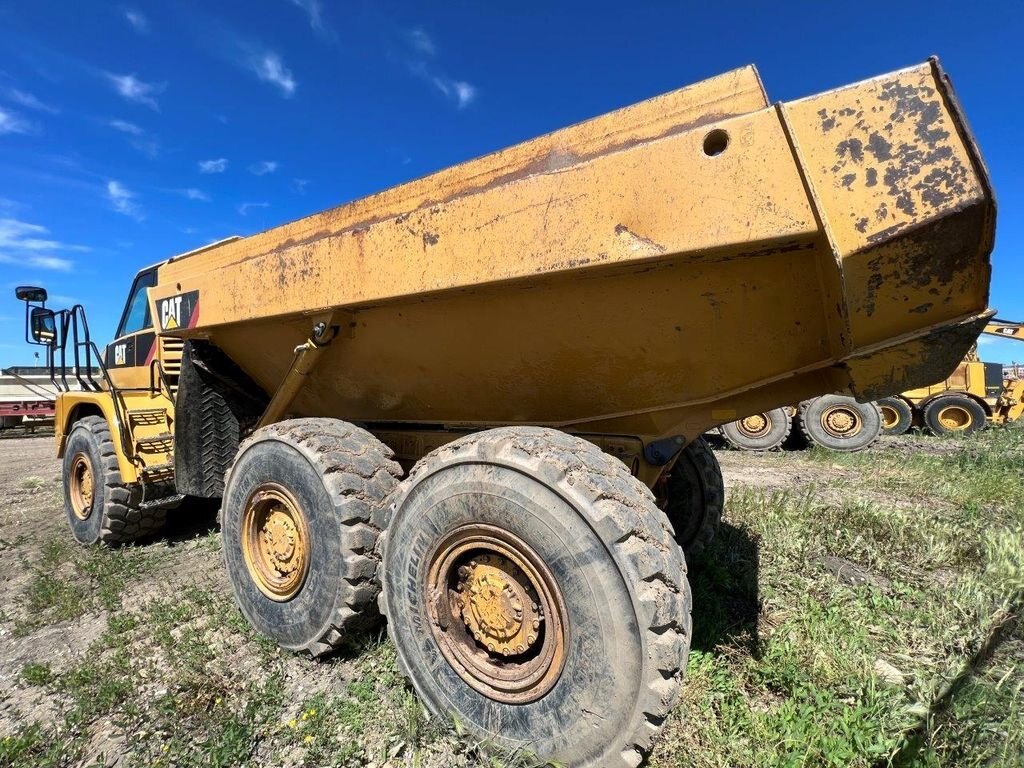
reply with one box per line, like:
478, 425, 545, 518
379, 427, 690, 768
221, 418, 401, 655
63, 415, 165, 545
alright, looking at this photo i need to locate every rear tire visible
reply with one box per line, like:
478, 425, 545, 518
63, 416, 165, 545
663, 437, 724, 556
379, 427, 690, 768
877, 397, 913, 436
798, 395, 882, 452
720, 408, 792, 451
221, 418, 401, 655
923, 395, 987, 436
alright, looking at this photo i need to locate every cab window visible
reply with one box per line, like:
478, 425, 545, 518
116, 270, 157, 337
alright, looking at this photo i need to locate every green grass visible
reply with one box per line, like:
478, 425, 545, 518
651, 425, 1024, 768
6, 426, 1022, 767
15, 536, 157, 634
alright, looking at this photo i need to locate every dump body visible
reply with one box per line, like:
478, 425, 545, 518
117, 59, 992, 480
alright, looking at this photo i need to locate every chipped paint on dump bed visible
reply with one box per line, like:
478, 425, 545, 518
784, 60, 993, 350
144, 60, 992, 459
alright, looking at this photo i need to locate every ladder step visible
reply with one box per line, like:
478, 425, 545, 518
136, 433, 174, 450
128, 408, 169, 426
140, 462, 174, 476
139, 493, 185, 511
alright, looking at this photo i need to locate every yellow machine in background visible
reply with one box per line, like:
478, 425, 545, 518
14, 60, 996, 768
878, 319, 1024, 436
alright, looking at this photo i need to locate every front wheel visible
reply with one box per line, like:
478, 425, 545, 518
63, 415, 165, 545
379, 427, 690, 768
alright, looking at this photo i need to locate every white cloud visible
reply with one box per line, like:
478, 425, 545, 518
287, 0, 330, 37
179, 188, 210, 201
431, 76, 477, 109
249, 160, 278, 176
249, 51, 296, 97
290, 178, 309, 193
104, 72, 164, 110
0, 107, 34, 135
199, 158, 229, 174
124, 9, 149, 33
107, 119, 143, 135
5, 88, 59, 114
0, 253, 73, 271
0, 218, 89, 272
107, 181, 143, 220
237, 202, 270, 216
407, 28, 436, 56
105, 119, 159, 157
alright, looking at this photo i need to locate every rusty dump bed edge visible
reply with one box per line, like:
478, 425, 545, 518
150, 58, 994, 446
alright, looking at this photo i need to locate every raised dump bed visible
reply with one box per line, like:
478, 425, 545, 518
16, 58, 995, 768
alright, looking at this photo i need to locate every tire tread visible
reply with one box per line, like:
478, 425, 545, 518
225, 417, 402, 655
379, 426, 690, 768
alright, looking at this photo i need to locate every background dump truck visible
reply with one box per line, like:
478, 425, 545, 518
716, 396, 885, 452
878, 319, 1024, 436
15, 59, 995, 767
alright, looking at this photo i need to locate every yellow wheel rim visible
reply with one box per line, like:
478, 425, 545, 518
820, 405, 863, 439
241, 483, 311, 601
737, 413, 772, 438
937, 405, 972, 431
69, 453, 94, 521
425, 523, 568, 704
879, 405, 899, 429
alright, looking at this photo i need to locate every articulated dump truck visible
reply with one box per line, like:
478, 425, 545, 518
16, 59, 995, 767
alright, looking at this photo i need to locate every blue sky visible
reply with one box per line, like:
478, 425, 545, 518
1, 1, 1021, 367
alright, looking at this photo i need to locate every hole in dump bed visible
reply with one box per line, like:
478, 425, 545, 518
703, 129, 729, 157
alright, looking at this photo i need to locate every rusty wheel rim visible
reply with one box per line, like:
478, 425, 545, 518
69, 453, 94, 521
425, 523, 568, 704
241, 483, 311, 601
879, 405, 899, 429
737, 413, 771, 438
820, 405, 862, 439
937, 405, 972, 431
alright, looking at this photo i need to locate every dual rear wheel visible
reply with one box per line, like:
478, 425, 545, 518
220, 420, 694, 767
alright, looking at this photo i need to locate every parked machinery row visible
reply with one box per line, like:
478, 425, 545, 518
717, 320, 1022, 451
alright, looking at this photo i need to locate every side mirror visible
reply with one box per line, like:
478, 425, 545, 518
30, 307, 57, 346
15, 286, 48, 303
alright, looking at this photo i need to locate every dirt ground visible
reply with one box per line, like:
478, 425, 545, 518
1, 431, 1020, 767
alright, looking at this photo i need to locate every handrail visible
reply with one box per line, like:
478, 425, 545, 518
148, 358, 176, 404
45, 303, 137, 465
88, 339, 135, 465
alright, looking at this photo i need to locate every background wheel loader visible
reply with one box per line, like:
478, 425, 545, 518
878, 319, 1024, 436
13, 59, 995, 767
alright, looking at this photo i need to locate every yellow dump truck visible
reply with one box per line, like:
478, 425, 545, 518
878, 319, 1024, 435
15, 59, 995, 767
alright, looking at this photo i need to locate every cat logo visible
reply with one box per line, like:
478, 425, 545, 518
157, 290, 199, 331
160, 295, 184, 330
114, 343, 127, 366
996, 327, 1014, 336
